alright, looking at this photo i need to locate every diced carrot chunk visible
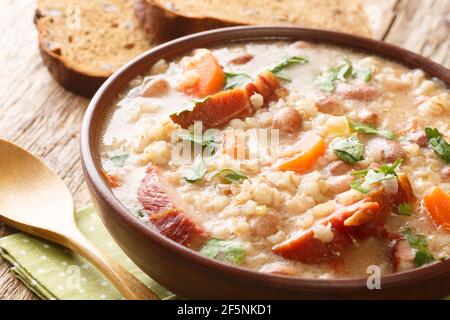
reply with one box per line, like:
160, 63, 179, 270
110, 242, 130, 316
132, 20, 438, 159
277, 132, 326, 173
424, 187, 450, 231
170, 88, 250, 129
180, 50, 225, 98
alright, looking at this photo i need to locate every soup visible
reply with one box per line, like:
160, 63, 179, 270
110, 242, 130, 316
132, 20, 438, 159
100, 41, 450, 279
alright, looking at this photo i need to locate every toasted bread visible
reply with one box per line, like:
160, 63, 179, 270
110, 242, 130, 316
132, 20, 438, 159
35, 0, 152, 97
135, 0, 372, 44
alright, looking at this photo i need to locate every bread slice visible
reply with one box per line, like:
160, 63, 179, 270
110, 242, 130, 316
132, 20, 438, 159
35, 0, 153, 97
135, 0, 372, 44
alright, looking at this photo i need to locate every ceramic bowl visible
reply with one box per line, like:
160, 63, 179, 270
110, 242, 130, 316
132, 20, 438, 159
81, 26, 450, 299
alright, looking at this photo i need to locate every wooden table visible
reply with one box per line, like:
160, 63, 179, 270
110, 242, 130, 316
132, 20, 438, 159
0, 0, 448, 300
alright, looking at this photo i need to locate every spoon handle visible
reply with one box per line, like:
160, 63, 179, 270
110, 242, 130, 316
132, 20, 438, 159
64, 229, 160, 300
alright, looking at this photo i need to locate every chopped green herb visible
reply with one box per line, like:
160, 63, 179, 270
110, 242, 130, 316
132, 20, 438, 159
349, 120, 397, 140
224, 72, 253, 90
351, 169, 370, 177
333, 136, 365, 164
270, 56, 308, 81
425, 127, 450, 163
132, 209, 145, 218
350, 158, 402, 178
364, 170, 394, 184
182, 155, 207, 183
170, 96, 211, 117
214, 168, 248, 184
378, 158, 403, 176
349, 178, 370, 194
175, 131, 203, 145
200, 238, 246, 265
397, 203, 413, 216
352, 68, 372, 82
109, 154, 129, 167
175, 130, 221, 150
401, 228, 435, 267
315, 69, 339, 92
336, 60, 353, 81
315, 60, 372, 92
193, 96, 211, 104
203, 131, 222, 150
349, 158, 403, 194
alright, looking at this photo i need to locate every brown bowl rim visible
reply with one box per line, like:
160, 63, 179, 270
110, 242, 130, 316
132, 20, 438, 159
81, 26, 450, 292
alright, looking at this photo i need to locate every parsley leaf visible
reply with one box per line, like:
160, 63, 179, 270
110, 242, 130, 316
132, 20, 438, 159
364, 170, 394, 184
315, 60, 372, 92
224, 72, 253, 90
109, 154, 129, 167
349, 178, 370, 194
349, 120, 397, 140
214, 168, 248, 184
182, 155, 207, 183
336, 60, 353, 81
200, 238, 246, 265
270, 56, 308, 81
401, 228, 435, 267
425, 127, 450, 163
132, 209, 146, 218
192, 96, 211, 106
349, 158, 403, 194
170, 96, 212, 117
353, 68, 372, 82
333, 136, 365, 164
175, 130, 221, 150
378, 158, 403, 176
397, 203, 413, 216
315, 69, 339, 92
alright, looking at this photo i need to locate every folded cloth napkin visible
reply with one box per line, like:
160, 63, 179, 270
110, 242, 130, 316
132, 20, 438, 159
0, 205, 175, 300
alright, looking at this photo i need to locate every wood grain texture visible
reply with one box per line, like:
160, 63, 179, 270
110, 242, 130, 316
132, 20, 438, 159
363, 0, 399, 39
383, 0, 450, 67
0, 0, 448, 300
0, 0, 89, 300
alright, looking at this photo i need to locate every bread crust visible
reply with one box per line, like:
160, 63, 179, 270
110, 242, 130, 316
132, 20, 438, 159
134, 0, 238, 44
34, 8, 107, 98
135, 0, 373, 44
38, 43, 107, 98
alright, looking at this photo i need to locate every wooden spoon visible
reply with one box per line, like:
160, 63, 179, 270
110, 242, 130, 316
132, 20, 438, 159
0, 139, 159, 300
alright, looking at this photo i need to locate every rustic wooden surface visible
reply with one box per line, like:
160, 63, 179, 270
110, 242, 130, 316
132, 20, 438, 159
0, 0, 448, 300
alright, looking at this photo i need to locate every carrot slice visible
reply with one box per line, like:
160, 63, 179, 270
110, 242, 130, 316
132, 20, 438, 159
424, 187, 450, 231
277, 132, 326, 173
180, 50, 225, 97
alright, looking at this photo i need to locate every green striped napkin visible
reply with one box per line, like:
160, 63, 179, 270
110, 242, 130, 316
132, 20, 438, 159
0, 205, 175, 300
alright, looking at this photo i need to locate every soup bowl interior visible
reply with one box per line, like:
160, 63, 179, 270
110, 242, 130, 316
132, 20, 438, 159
81, 26, 450, 299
